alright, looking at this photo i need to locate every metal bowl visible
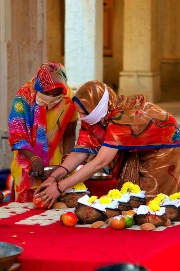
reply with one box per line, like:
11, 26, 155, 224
0, 242, 23, 271
29, 165, 60, 180
89, 172, 112, 180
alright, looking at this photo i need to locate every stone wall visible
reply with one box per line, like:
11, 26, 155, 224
0, 130, 12, 169
0, 0, 47, 169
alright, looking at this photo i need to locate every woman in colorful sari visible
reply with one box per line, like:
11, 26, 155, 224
8, 62, 78, 202
34, 80, 180, 207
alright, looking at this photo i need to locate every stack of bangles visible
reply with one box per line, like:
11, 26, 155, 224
30, 156, 41, 163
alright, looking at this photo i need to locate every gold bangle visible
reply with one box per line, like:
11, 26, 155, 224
30, 156, 40, 163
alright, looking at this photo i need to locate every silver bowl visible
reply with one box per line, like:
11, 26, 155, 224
29, 165, 60, 180
0, 242, 23, 271
89, 172, 112, 180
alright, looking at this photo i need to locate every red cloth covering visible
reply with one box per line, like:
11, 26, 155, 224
0, 204, 180, 271
84, 178, 117, 197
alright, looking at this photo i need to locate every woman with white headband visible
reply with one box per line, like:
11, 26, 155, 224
34, 80, 180, 207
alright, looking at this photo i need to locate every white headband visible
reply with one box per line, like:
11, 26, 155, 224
80, 84, 109, 125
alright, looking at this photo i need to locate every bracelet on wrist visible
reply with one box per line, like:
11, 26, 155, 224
59, 165, 69, 175
57, 183, 63, 194
30, 156, 40, 163
49, 175, 56, 182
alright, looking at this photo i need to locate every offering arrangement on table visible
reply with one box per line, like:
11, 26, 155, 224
1, 198, 180, 271
2, 179, 180, 271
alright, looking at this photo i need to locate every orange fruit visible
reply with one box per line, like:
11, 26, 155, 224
33, 197, 49, 209
111, 216, 126, 230
126, 210, 136, 216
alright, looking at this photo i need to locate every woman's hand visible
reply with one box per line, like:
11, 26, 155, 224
19, 149, 44, 176
31, 157, 44, 176
34, 180, 61, 209
34, 176, 55, 196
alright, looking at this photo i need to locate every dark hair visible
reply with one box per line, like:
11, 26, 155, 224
96, 263, 150, 271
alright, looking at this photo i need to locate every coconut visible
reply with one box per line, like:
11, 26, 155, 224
118, 202, 132, 212
128, 196, 146, 209
164, 205, 179, 221
59, 192, 88, 208
133, 213, 168, 227
75, 203, 107, 224
105, 208, 121, 219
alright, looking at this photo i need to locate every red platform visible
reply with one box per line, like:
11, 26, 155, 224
1, 203, 180, 271
84, 178, 117, 197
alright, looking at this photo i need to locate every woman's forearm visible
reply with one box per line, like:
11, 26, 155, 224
58, 146, 118, 192
50, 151, 88, 180
19, 149, 37, 160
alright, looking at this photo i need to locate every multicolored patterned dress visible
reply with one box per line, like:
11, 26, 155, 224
8, 63, 78, 202
73, 80, 180, 200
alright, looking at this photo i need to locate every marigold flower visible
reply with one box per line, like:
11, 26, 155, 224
155, 193, 166, 204
72, 182, 86, 191
99, 196, 112, 204
130, 184, 141, 193
148, 199, 160, 212
120, 182, 141, 194
169, 192, 180, 200
107, 189, 122, 199
87, 196, 98, 203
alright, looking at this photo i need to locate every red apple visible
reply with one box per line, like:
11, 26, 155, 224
60, 211, 78, 227
111, 216, 126, 230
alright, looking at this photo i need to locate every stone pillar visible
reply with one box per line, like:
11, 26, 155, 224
0, 0, 47, 169
161, 0, 180, 101
46, 0, 64, 64
65, 0, 103, 90
119, 0, 161, 102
